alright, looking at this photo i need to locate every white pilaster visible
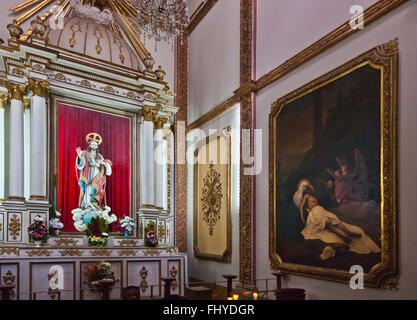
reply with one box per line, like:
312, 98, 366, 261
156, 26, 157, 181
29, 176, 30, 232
29, 95, 47, 199
8, 98, 25, 200
139, 114, 155, 207
162, 136, 168, 211
154, 128, 164, 209
0, 100, 5, 202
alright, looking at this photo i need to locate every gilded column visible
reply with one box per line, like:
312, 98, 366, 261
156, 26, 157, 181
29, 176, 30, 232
28, 79, 49, 200
6, 83, 27, 201
139, 106, 157, 208
153, 116, 168, 210
0, 93, 8, 203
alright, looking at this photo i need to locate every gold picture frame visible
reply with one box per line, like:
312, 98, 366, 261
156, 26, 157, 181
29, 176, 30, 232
193, 126, 232, 263
269, 40, 398, 288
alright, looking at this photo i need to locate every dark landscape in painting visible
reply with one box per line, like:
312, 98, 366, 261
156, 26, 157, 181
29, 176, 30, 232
276, 64, 382, 272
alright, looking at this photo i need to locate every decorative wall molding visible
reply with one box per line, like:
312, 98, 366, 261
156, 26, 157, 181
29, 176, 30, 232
238, 0, 257, 286
188, 0, 219, 35
175, 34, 188, 253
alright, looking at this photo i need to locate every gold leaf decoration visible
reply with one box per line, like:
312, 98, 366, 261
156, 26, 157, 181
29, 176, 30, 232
201, 163, 223, 236
169, 266, 178, 291
139, 266, 148, 293
9, 214, 21, 240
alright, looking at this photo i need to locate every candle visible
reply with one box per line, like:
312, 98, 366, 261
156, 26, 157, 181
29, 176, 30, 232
233, 294, 239, 300
253, 292, 258, 300
227, 297, 233, 300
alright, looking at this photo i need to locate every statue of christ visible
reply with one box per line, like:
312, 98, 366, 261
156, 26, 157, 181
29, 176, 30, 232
76, 133, 112, 211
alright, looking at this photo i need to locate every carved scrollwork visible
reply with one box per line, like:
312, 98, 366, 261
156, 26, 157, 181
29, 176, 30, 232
0, 248, 19, 256
119, 239, 137, 246
201, 163, 223, 236
169, 266, 178, 291
119, 249, 136, 256
55, 238, 77, 246
26, 249, 52, 257
3, 270, 16, 297
139, 266, 148, 293
90, 249, 112, 256
8, 214, 21, 240
143, 249, 160, 257
60, 248, 82, 256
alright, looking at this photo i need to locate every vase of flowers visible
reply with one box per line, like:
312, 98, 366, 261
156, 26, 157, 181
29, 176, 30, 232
86, 216, 109, 246
119, 215, 136, 238
49, 203, 64, 236
145, 230, 160, 247
83, 261, 116, 288
28, 215, 49, 246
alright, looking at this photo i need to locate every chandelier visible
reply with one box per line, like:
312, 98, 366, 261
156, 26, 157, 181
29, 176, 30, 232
132, 0, 189, 46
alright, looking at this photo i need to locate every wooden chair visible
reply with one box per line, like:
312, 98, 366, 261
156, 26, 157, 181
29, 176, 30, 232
122, 286, 141, 300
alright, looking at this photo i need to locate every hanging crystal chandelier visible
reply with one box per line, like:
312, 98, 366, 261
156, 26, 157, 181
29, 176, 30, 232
132, 0, 189, 46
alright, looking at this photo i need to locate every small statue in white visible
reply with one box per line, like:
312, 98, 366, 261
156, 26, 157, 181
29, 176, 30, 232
50, 210, 64, 236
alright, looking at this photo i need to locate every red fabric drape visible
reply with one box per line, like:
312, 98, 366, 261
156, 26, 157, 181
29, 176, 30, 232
58, 104, 131, 232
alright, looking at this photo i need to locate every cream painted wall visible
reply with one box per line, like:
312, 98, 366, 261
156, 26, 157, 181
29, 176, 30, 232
255, 1, 417, 299
188, 0, 204, 17
187, 104, 240, 283
146, 39, 175, 93
188, 0, 240, 124
257, 0, 378, 78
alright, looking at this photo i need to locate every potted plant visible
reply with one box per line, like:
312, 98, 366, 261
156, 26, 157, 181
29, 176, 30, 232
119, 215, 136, 238
28, 216, 49, 247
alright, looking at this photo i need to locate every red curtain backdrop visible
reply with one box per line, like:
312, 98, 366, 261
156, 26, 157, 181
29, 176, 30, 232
58, 104, 131, 232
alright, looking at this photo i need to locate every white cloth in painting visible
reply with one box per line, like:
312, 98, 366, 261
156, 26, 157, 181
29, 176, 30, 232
301, 205, 381, 255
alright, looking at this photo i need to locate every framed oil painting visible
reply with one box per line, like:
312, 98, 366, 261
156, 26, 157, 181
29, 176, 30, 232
194, 127, 232, 263
269, 40, 398, 288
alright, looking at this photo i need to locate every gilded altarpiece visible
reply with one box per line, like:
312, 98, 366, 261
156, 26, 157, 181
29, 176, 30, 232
194, 128, 232, 263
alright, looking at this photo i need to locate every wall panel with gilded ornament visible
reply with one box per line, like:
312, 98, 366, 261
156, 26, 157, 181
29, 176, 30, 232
193, 127, 232, 263
126, 260, 161, 298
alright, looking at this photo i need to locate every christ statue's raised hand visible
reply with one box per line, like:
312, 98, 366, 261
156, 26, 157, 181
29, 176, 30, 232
76, 147, 82, 157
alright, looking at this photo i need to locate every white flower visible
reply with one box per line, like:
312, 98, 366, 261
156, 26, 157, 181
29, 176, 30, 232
55, 211, 61, 217
34, 215, 44, 222
50, 218, 64, 229
102, 232, 109, 237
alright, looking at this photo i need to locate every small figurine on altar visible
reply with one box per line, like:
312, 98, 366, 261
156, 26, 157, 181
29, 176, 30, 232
119, 215, 136, 238
49, 202, 64, 236
72, 133, 117, 233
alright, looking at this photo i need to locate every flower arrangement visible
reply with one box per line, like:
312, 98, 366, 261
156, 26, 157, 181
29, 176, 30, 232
119, 215, 136, 238
28, 215, 49, 245
83, 261, 116, 288
145, 222, 160, 247
86, 216, 109, 246
49, 202, 64, 235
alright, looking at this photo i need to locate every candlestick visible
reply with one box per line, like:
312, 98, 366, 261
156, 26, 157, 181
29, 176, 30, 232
253, 292, 258, 300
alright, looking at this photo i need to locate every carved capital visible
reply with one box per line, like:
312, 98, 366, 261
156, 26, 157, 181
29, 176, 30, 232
139, 106, 157, 122
6, 83, 27, 101
28, 78, 49, 98
0, 93, 9, 109
153, 115, 168, 130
